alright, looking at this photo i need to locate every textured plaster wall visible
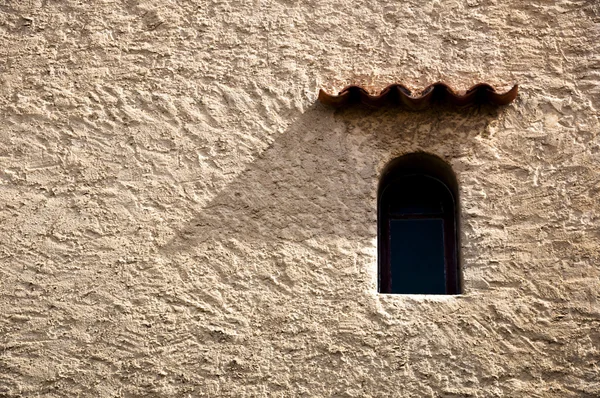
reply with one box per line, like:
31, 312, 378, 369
1, 0, 599, 397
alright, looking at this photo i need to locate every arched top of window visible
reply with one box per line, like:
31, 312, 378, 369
378, 153, 461, 295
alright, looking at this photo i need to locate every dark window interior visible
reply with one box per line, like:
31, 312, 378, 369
378, 153, 461, 294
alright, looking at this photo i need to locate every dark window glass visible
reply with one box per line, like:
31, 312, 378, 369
389, 219, 446, 294
378, 153, 461, 294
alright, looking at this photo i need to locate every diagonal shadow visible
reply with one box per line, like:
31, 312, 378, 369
159, 103, 503, 310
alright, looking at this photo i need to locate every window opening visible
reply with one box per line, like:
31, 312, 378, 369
378, 153, 461, 294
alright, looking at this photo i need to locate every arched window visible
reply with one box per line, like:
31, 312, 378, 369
378, 153, 461, 294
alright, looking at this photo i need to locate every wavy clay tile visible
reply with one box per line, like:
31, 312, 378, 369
318, 83, 518, 110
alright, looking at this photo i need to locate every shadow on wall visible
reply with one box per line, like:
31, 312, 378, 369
160, 103, 503, 306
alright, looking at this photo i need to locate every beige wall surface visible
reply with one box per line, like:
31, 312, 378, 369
1, 0, 599, 396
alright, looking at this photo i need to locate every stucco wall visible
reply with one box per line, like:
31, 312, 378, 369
1, 0, 599, 396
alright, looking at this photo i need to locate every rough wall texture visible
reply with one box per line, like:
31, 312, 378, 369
1, 0, 599, 396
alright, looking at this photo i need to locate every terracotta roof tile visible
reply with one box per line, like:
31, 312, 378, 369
318, 83, 518, 110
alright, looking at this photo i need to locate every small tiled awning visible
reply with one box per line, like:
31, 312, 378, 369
318, 83, 518, 110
